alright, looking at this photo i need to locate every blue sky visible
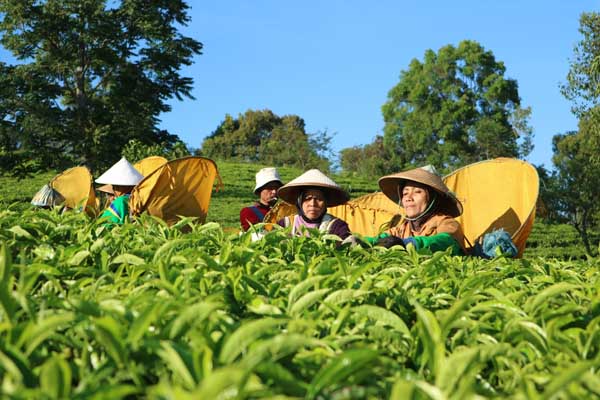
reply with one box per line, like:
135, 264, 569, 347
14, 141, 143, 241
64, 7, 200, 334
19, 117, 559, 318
159, 1, 597, 169
0, 1, 596, 169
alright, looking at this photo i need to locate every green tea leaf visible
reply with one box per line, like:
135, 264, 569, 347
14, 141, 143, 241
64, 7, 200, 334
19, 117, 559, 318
289, 288, 331, 316
193, 366, 263, 399
93, 316, 126, 366
157, 341, 197, 389
352, 305, 410, 337
307, 348, 378, 400
68, 250, 91, 266
127, 302, 163, 345
525, 282, 579, 314
40, 356, 72, 399
21, 312, 75, 355
9, 225, 33, 239
219, 318, 287, 364
111, 253, 145, 265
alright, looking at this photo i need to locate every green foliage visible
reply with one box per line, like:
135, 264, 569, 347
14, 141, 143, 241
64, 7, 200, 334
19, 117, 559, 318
535, 164, 566, 223
551, 108, 600, 256
339, 135, 396, 178
201, 109, 333, 171
0, 0, 202, 171
524, 222, 600, 260
121, 139, 191, 164
0, 209, 597, 397
0, 170, 56, 208
1, 160, 596, 260
561, 11, 600, 117
554, 12, 600, 256
367, 40, 533, 174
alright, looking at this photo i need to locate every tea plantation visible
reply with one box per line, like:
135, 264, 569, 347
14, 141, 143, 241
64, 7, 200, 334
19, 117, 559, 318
0, 161, 597, 399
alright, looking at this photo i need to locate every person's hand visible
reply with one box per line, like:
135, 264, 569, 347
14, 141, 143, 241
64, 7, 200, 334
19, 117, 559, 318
340, 235, 369, 248
375, 235, 406, 248
375, 236, 418, 249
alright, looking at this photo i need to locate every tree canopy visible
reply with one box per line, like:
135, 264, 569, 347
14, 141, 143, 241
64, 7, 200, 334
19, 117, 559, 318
551, 110, 600, 256
0, 0, 201, 172
339, 136, 392, 177
552, 11, 600, 255
201, 109, 333, 171
342, 40, 532, 176
384, 40, 533, 171
561, 12, 600, 117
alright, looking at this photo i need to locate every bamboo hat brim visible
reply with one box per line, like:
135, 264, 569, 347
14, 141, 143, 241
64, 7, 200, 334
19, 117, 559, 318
378, 167, 463, 217
31, 184, 65, 207
277, 169, 349, 207
97, 184, 114, 195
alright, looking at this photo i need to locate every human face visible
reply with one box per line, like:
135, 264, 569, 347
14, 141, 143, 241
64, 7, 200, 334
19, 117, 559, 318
401, 182, 430, 218
259, 182, 280, 206
113, 185, 134, 197
301, 189, 326, 220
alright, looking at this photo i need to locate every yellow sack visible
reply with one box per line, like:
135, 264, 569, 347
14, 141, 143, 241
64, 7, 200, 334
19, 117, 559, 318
443, 157, 539, 257
129, 156, 222, 225
49, 166, 97, 215
133, 156, 167, 177
328, 192, 401, 236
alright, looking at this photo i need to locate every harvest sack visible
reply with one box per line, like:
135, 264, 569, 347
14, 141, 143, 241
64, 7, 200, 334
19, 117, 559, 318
129, 156, 222, 225
48, 166, 97, 214
134, 156, 168, 177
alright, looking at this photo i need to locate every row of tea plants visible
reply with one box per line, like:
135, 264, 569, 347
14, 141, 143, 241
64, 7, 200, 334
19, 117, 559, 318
0, 207, 599, 398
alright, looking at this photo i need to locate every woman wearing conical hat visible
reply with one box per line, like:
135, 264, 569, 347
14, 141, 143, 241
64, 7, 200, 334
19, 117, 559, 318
96, 157, 144, 225
370, 165, 465, 255
277, 169, 351, 240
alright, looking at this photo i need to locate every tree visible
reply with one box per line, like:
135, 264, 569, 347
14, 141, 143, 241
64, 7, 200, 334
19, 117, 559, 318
534, 164, 565, 224
339, 136, 395, 178
551, 110, 600, 256
561, 12, 600, 117
0, 0, 202, 171
555, 11, 600, 256
380, 40, 533, 173
201, 109, 333, 170
121, 138, 191, 164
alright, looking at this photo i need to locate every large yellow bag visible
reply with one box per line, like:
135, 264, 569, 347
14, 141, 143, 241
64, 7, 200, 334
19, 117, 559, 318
443, 157, 539, 257
49, 166, 97, 215
328, 192, 401, 236
129, 156, 222, 225
133, 156, 167, 177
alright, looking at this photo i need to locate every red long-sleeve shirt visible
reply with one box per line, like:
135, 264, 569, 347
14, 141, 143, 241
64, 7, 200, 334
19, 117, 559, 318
240, 202, 272, 231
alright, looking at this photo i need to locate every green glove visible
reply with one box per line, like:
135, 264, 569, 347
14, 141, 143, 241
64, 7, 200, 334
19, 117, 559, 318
363, 232, 390, 245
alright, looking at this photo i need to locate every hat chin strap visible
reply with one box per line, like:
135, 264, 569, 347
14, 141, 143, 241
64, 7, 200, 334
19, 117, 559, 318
296, 192, 326, 222
404, 197, 436, 221
397, 184, 437, 221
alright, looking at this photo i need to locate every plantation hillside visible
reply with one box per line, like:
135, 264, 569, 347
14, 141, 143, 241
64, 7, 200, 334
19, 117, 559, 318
0, 194, 599, 397
0, 160, 597, 397
1, 160, 596, 260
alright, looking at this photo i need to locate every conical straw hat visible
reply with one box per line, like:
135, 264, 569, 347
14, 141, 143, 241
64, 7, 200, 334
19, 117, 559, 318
277, 169, 349, 207
378, 165, 463, 217
97, 184, 114, 194
95, 157, 144, 186
31, 184, 65, 207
